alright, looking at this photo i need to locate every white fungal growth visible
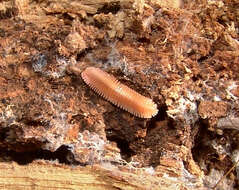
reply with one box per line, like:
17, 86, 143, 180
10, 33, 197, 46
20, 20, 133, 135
167, 90, 202, 124
226, 81, 238, 100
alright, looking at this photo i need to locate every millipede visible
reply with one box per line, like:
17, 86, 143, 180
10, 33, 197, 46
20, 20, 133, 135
72, 66, 158, 118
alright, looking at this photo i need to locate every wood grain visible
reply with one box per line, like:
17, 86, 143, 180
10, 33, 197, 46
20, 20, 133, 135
0, 161, 183, 190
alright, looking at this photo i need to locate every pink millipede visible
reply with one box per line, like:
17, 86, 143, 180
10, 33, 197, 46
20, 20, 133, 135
73, 66, 158, 118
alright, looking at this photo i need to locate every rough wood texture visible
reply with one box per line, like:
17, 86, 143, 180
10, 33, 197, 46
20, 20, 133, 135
0, 0, 238, 189
0, 162, 128, 190
0, 161, 199, 190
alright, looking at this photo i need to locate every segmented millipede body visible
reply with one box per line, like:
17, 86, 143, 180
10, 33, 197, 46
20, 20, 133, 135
80, 67, 158, 118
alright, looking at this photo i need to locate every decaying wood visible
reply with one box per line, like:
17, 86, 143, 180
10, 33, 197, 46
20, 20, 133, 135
0, 161, 138, 190
0, 0, 239, 189
0, 161, 198, 190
